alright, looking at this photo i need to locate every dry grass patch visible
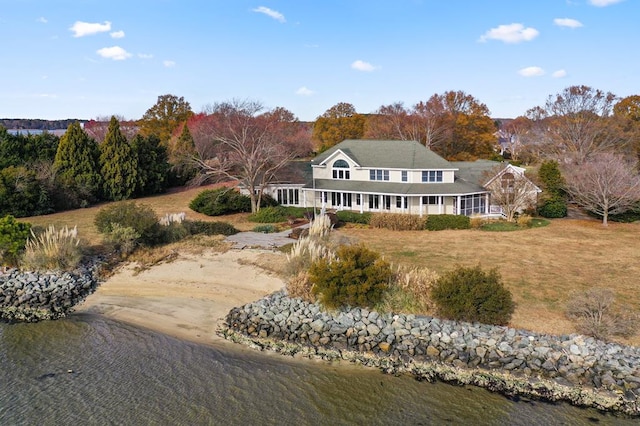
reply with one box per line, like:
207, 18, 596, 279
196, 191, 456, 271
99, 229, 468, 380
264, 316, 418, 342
20, 184, 257, 246
237, 251, 289, 277
339, 219, 640, 345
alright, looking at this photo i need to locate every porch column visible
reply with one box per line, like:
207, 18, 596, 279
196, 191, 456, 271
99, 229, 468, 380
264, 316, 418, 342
485, 193, 490, 214
439, 196, 443, 214
360, 193, 364, 213
456, 195, 461, 215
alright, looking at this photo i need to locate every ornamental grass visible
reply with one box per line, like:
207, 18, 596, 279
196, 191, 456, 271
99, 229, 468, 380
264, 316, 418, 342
22, 225, 83, 271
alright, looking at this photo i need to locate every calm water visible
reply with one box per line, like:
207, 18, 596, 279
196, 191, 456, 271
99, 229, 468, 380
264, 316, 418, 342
0, 313, 635, 426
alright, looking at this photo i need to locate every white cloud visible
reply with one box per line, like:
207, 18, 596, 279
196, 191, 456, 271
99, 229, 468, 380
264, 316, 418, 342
552, 69, 567, 78
554, 18, 583, 28
163, 60, 176, 68
252, 6, 286, 23
351, 60, 378, 72
138, 53, 153, 59
110, 30, 125, 39
589, 0, 623, 6
296, 86, 314, 96
70, 21, 111, 37
37, 17, 47, 24
96, 46, 132, 60
518, 66, 545, 77
479, 23, 539, 43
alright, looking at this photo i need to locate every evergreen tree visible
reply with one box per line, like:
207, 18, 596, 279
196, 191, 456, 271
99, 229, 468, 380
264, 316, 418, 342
0, 166, 51, 217
537, 160, 568, 218
131, 134, 170, 196
54, 121, 101, 203
169, 122, 197, 185
100, 116, 138, 201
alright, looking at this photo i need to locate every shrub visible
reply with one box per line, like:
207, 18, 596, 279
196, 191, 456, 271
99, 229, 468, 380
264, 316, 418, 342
103, 223, 140, 256
182, 220, 238, 236
336, 210, 371, 225
469, 215, 487, 229
246, 206, 308, 223
370, 213, 426, 231
253, 224, 279, 233
22, 225, 83, 271
309, 244, 392, 309
431, 264, 514, 325
160, 222, 191, 244
565, 288, 638, 340
607, 206, 640, 223
538, 197, 567, 218
95, 202, 162, 246
425, 214, 471, 231
248, 206, 288, 223
0, 215, 31, 267
189, 188, 251, 216
516, 213, 532, 227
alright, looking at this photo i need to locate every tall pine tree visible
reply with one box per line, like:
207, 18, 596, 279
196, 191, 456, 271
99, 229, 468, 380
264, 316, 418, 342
131, 134, 170, 196
53, 121, 101, 203
100, 116, 138, 201
169, 122, 197, 185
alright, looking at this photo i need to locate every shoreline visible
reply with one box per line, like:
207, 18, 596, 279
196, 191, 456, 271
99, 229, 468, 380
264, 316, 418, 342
218, 326, 640, 417
75, 249, 286, 348
72, 248, 640, 416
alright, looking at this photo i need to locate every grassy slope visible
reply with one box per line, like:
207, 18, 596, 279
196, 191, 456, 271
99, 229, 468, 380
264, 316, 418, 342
20, 188, 640, 345
21, 184, 258, 246
339, 220, 640, 344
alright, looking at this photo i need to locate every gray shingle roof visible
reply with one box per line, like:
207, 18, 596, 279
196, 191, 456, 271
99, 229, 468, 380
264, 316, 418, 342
311, 139, 454, 170
451, 160, 503, 186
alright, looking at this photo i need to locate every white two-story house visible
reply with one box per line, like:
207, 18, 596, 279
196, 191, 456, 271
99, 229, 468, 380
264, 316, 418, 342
259, 139, 540, 217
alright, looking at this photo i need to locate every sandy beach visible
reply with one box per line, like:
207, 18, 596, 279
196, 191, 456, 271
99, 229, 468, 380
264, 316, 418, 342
77, 249, 287, 347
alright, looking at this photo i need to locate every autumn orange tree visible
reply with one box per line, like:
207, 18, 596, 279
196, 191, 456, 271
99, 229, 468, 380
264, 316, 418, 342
365, 91, 497, 160
312, 102, 366, 152
138, 94, 193, 145
614, 95, 640, 162
187, 100, 312, 213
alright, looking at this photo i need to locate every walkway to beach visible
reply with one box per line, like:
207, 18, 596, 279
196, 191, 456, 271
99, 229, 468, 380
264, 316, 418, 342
225, 223, 309, 249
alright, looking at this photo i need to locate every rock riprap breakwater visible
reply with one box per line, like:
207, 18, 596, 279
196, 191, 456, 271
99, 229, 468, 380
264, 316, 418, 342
0, 261, 100, 322
221, 291, 640, 416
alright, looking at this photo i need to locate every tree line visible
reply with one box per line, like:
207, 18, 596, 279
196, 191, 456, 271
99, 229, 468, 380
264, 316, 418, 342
2, 87, 640, 223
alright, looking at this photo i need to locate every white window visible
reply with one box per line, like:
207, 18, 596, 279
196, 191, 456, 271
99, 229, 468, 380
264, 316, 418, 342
370, 169, 389, 181
401, 171, 408, 182
332, 159, 350, 180
422, 170, 443, 182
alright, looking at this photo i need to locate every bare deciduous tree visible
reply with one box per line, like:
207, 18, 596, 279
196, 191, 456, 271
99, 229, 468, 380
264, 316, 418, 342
526, 85, 626, 164
566, 288, 638, 340
562, 152, 640, 225
188, 99, 312, 213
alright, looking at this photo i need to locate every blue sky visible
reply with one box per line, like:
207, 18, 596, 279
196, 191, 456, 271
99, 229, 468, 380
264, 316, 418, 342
0, 0, 637, 122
